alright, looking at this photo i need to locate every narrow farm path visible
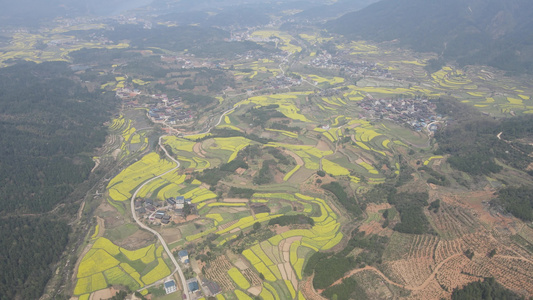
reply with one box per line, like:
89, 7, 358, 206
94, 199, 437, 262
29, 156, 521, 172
327, 253, 462, 291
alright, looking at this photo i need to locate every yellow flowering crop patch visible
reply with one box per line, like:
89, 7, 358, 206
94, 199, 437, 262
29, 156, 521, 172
507, 97, 524, 105
359, 161, 379, 174
107, 153, 176, 201
74, 272, 107, 295
322, 159, 350, 176
120, 244, 154, 261
192, 193, 217, 204
285, 280, 296, 299
141, 245, 156, 264
208, 202, 246, 207
79, 294, 90, 300
250, 244, 275, 266
120, 263, 136, 274
228, 267, 251, 289
382, 139, 391, 149
206, 213, 224, 223
234, 290, 253, 300
289, 241, 299, 266
243, 249, 262, 265
163, 136, 196, 152
283, 165, 301, 181
141, 258, 171, 285
91, 224, 99, 239
266, 128, 298, 138
260, 286, 276, 300
424, 155, 444, 166
253, 262, 277, 281
78, 249, 119, 278
264, 282, 280, 300
294, 258, 306, 280
186, 227, 217, 241
103, 266, 140, 290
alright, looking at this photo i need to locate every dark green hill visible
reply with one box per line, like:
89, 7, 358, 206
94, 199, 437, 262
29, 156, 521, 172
326, 0, 533, 74
0, 61, 117, 299
293, 0, 379, 21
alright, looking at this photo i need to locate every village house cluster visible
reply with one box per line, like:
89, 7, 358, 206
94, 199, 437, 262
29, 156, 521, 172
358, 97, 440, 131
259, 74, 302, 90
148, 94, 195, 125
310, 51, 390, 78
134, 196, 195, 225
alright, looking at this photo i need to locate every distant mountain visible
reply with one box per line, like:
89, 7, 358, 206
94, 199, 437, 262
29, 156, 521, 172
293, 0, 379, 21
0, 0, 152, 26
156, 0, 329, 28
326, 0, 533, 74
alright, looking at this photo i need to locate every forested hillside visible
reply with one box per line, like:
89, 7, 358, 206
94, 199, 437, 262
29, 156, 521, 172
327, 0, 533, 74
0, 61, 116, 213
0, 61, 117, 299
0, 217, 70, 299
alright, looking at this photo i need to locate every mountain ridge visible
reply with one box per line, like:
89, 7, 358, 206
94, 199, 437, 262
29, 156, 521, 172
326, 0, 533, 74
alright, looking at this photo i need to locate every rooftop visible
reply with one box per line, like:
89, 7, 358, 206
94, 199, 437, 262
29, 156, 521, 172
164, 280, 176, 289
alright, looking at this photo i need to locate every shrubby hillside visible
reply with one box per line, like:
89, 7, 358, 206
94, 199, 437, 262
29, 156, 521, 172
327, 0, 533, 74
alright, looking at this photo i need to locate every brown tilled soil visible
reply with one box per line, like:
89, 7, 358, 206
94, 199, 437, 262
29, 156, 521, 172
316, 140, 332, 151
90, 288, 116, 300
115, 229, 155, 250
193, 142, 206, 158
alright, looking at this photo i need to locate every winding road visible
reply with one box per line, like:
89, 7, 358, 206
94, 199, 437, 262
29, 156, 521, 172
131, 136, 189, 297
129, 106, 237, 298
327, 253, 462, 291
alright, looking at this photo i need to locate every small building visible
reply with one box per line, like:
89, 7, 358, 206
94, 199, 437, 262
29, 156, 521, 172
164, 280, 177, 294
155, 214, 163, 220
176, 196, 185, 209
187, 279, 199, 292
203, 279, 222, 296
178, 250, 189, 264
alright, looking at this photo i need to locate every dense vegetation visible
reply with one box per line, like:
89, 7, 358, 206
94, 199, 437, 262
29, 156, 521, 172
0, 61, 115, 299
227, 187, 255, 199
435, 99, 533, 175
321, 277, 367, 300
253, 159, 276, 185
388, 192, 431, 234
243, 105, 287, 128
195, 159, 248, 186
494, 186, 533, 221
451, 277, 522, 300
268, 215, 315, 227
69, 48, 142, 65
0, 217, 70, 299
322, 182, 363, 216
305, 230, 388, 290
99, 25, 269, 59
195, 128, 274, 145
327, 0, 533, 75
0, 61, 116, 213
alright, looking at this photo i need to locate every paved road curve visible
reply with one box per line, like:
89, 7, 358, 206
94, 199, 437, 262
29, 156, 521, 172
131, 136, 189, 298
130, 106, 236, 298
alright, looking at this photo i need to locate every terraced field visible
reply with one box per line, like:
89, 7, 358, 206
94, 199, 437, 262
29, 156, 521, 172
68, 23, 533, 300
74, 238, 170, 298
